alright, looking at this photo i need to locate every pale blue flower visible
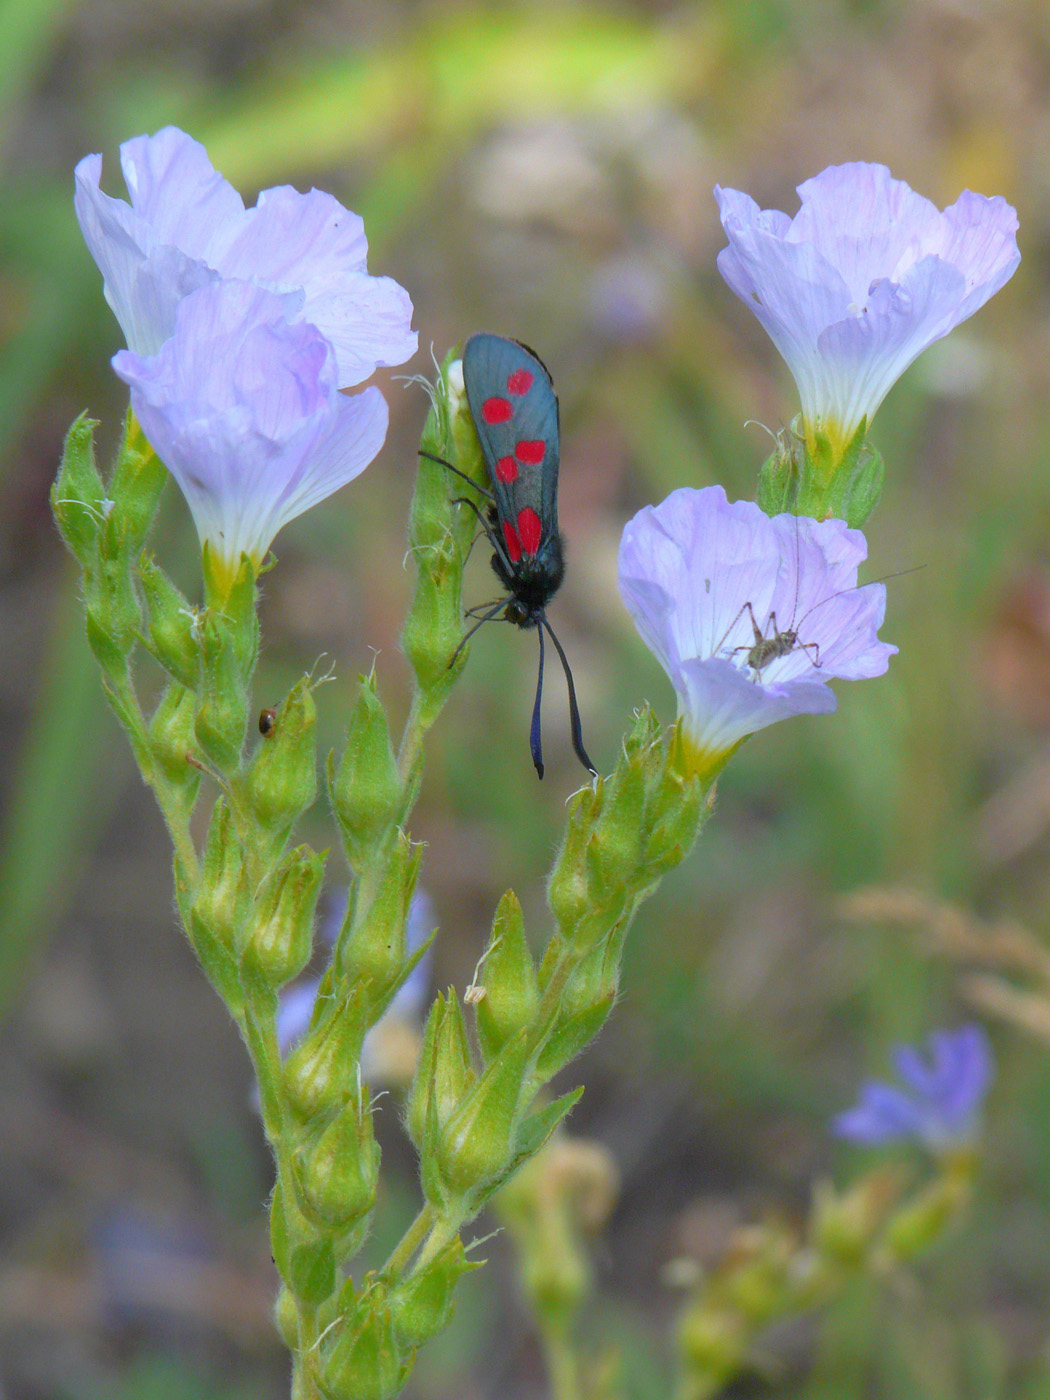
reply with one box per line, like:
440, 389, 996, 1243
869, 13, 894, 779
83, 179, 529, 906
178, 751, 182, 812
276, 886, 434, 1086
618, 485, 895, 775
833, 1024, 993, 1152
75, 126, 416, 384
715, 163, 1019, 454
112, 281, 388, 578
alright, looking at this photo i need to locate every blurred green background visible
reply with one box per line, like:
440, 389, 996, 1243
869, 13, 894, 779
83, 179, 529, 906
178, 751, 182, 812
3, 0, 1050, 1396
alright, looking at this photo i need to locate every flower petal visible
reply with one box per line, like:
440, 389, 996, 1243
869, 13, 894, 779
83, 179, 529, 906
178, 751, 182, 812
618, 486, 895, 765
113, 280, 388, 569
715, 163, 1020, 438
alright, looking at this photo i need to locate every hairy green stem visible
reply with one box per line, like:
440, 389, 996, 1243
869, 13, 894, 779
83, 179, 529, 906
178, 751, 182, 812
381, 1202, 437, 1281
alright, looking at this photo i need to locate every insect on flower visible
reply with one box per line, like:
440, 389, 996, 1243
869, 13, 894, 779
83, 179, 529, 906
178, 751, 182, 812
618, 486, 897, 776
422, 334, 595, 780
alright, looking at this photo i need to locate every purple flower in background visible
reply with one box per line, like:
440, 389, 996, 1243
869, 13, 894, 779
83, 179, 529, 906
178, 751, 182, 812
833, 1024, 993, 1152
618, 485, 895, 776
112, 282, 389, 576
75, 126, 416, 383
277, 885, 434, 1087
715, 164, 1019, 454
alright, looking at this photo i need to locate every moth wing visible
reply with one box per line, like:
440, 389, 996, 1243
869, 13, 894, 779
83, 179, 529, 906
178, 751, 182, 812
463, 334, 560, 542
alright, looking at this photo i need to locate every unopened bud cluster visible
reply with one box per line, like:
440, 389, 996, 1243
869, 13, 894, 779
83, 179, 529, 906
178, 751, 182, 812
674, 1152, 979, 1400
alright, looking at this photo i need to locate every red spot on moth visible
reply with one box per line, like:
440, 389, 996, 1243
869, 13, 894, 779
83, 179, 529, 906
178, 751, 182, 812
496, 456, 518, 483
517, 507, 542, 556
482, 396, 513, 424
515, 440, 545, 465
503, 520, 523, 563
506, 368, 533, 395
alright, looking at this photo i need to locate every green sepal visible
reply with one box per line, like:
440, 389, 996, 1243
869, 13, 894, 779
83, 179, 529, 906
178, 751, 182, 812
338, 834, 421, 995
245, 676, 318, 833
435, 1028, 533, 1202
270, 1178, 336, 1306
388, 1237, 479, 1350
292, 1097, 380, 1229
534, 997, 615, 1084
475, 891, 540, 1062
240, 845, 324, 990
283, 984, 371, 1122
51, 414, 107, 563
194, 613, 248, 772
138, 554, 200, 688
106, 411, 169, 551
328, 670, 402, 867
756, 417, 885, 528
481, 1088, 584, 1208
319, 1284, 405, 1400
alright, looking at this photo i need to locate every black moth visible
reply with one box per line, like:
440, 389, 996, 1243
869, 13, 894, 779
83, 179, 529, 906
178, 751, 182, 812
421, 333, 595, 780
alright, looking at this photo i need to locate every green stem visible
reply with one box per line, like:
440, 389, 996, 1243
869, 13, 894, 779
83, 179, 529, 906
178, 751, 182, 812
415, 1207, 467, 1271
541, 1323, 583, 1400
381, 1202, 436, 1281
242, 991, 285, 1145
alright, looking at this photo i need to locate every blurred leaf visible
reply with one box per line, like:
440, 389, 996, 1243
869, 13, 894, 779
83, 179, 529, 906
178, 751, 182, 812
0, 584, 117, 1023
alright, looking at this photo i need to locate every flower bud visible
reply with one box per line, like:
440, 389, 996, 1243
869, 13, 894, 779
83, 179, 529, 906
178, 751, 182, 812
187, 799, 247, 1008
676, 1303, 746, 1384
884, 1154, 974, 1261
194, 614, 248, 772
273, 1285, 299, 1351
388, 1237, 477, 1350
400, 551, 466, 695
244, 677, 318, 832
148, 683, 201, 797
810, 1170, 899, 1265
138, 554, 200, 687
535, 940, 618, 1083
84, 551, 142, 666
51, 415, 108, 563
293, 1098, 380, 1229
475, 892, 540, 1061
241, 846, 323, 990
283, 985, 370, 1121
340, 834, 420, 996
582, 759, 647, 911
319, 1287, 404, 1400
270, 1177, 335, 1306
105, 413, 169, 552
329, 672, 402, 866
436, 1029, 532, 1202
547, 782, 604, 934
406, 992, 475, 1154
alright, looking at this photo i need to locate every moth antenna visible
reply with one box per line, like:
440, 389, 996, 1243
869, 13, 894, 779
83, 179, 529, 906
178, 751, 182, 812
542, 617, 597, 776
530, 623, 546, 779
418, 449, 497, 503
